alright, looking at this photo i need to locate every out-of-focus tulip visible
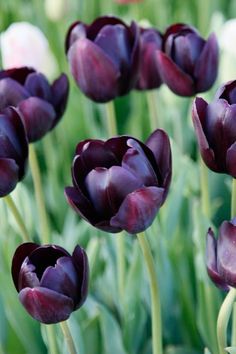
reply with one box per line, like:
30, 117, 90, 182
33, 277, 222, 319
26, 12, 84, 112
192, 81, 236, 177
136, 27, 162, 90
156, 23, 219, 96
0, 22, 58, 79
206, 218, 236, 291
0, 107, 28, 197
44, 0, 70, 22
65, 129, 171, 234
12, 242, 89, 324
65, 16, 140, 103
0, 67, 69, 142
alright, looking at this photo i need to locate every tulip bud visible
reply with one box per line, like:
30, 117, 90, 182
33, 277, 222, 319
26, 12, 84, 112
65, 16, 140, 103
0, 22, 58, 79
0, 107, 28, 197
206, 219, 236, 291
65, 129, 172, 234
156, 23, 219, 96
136, 27, 163, 90
11, 243, 89, 324
192, 81, 236, 177
0, 67, 69, 142
44, 0, 70, 22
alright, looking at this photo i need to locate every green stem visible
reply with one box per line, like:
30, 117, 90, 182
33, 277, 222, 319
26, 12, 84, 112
200, 157, 211, 219
59, 321, 77, 354
231, 178, 236, 218
217, 288, 236, 354
137, 232, 162, 354
105, 101, 118, 137
45, 325, 58, 354
146, 91, 158, 131
29, 144, 50, 244
3, 195, 30, 242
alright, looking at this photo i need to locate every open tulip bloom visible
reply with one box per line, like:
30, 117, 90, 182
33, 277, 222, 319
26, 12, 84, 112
192, 81, 236, 177
65, 129, 171, 234
156, 23, 219, 96
12, 243, 89, 324
65, 16, 140, 103
0, 67, 69, 142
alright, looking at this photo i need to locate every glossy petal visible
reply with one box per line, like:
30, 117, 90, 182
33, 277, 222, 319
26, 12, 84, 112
156, 50, 194, 96
195, 33, 219, 92
51, 74, 69, 122
226, 142, 236, 178
110, 186, 165, 233
0, 158, 19, 197
216, 81, 236, 104
65, 22, 87, 52
24, 73, 52, 101
72, 246, 89, 308
18, 97, 56, 142
206, 229, 229, 291
11, 242, 39, 291
0, 78, 29, 110
68, 38, 119, 102
19, 287, 74, 324
18, 260, 40, 290
217, 221, 236, 287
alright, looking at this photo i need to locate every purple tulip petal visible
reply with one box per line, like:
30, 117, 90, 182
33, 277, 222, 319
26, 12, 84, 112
217, 220, 236, 287
87, 16, 128, 40
65, 22, 87, 52
18, 97, 56, 142
0, 67, 35, 85
72, 246, 89, 308
206, 229, 229, 291
51, 74, 69, 123
192, 97, 218, 172
223, 104, 236, 147
18, 260, 40, 290
195, 33, 219, 93
125, 21, 140, 92
24, 73, 52, 101
105, 136, 130, 162
0, 78, 30, 110
215, 81, 236, 104
0, 158, 19, 197
19, 287, 74, 324
11, 242, 39, 291
68, 38, 119, 102
110, 186, 165, 233
226, 142, 236, 178
156, 50, 194, 96
64, 186, 99, 225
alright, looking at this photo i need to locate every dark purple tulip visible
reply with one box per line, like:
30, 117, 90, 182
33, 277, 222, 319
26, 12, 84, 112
0, 107, 28, 197
11, 242, 89, 324
206, 218, 236, 291
65, 16, 140, 102
156, 23, 219, 96
0, 67, 69, 142
192, 81, 236, 177
136, 27, 163, 90
65, 129, 171, 234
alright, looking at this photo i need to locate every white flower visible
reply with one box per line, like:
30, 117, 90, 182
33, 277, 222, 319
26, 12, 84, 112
44, 0, 71, 22
0, 22, 58, 78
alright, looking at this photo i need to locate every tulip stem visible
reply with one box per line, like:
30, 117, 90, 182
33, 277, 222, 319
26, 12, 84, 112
137, 232, 162, 354
231, 178, 236, 218
146, 91, 158, 131
3, 195, 30, 242
29, 144, 50, 244
217, 287, 236, 354
200, 157, 211, 219
45, 325, 58, 354
60, 321, 77, 354
105, 101, 118, 137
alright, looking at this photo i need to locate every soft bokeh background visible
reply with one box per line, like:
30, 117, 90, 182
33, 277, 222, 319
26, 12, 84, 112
0, 0, 236, 353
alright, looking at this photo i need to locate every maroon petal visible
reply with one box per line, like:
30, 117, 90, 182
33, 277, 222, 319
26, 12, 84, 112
217, 220, 236, 287
24, 73, 52, 101
65, 22, 87, 52
51, 74, 69, 123
192, 97, 218, 171
0, 158, 19, 197
72, 246, 89, 308
110, 186, 165, 233
0, 78, 29, 110
156, 50, 194, 96
18, 97, 56, 142
0, 67, 35, 85
195, 33, 219, 93
87, 16, 128, 40
18, 260, 40, 290
19, 287, 74, 324
68, 38, 119, 102
11, 242, 39, 292
226, 142, 236, 178
126, 21, 140, 92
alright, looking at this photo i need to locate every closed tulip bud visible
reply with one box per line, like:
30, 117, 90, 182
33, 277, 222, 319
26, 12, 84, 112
206, 219, 236, 291
156, 23, 219, 96
65, 16, 140, 103
136, 27, 163, 90
65, 129, 171, 234
12, 243, 89, 324
0, 107, 28, 197
0, 67, 69, 142
192, 81, 236, 177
